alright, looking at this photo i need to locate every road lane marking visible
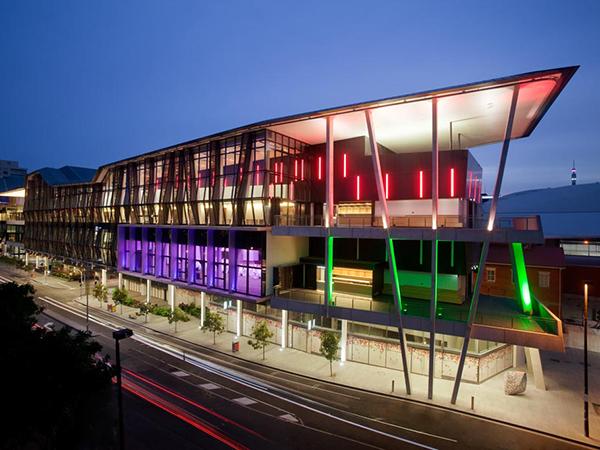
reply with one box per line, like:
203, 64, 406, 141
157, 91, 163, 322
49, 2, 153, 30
233, 397, 257, 406
198, 383, 220, 390
38, 296, 444, 449
279, 413, 299, 423
172, 370, 191, 377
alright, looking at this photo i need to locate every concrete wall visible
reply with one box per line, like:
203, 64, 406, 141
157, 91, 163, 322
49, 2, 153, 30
564, 324, 600, 352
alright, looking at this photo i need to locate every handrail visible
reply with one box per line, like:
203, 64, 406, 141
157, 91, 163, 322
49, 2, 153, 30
275, 288, 559, 335
273, 214, 541, 231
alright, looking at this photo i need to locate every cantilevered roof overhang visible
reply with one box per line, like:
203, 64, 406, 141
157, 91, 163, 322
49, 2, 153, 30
95, 66, 577, 179
267, 65, 578, 152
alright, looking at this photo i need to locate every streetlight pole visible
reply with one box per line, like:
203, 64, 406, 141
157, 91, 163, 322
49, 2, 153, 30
85, 268, 89, 332
583, 282, 590, 438
113, 328, 133, 450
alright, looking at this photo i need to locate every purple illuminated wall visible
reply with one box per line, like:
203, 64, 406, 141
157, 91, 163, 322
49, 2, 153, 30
117, 225, 265, 298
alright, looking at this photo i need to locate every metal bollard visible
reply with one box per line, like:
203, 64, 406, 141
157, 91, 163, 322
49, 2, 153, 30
392, 380, 395, 393
471, 396, 475, 410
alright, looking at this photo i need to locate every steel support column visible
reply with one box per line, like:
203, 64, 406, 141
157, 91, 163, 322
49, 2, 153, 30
450, 240, 490, 404
451, 84, 520, 404
428, 98, 439, 400
365, 109, 411, 394
487, 85, 520, 231
324, 116, 335, 309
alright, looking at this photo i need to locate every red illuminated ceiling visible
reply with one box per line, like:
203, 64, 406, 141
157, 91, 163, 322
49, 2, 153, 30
267, 67, 577, 153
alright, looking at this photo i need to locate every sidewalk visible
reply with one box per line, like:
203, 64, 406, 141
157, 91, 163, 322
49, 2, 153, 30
72, 291, 600, 445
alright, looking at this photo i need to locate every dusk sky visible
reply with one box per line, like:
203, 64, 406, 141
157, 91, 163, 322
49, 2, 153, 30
1, 1, 598, 194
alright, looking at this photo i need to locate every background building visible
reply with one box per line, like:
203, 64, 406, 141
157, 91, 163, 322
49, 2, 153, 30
0, 161, 27, 259
486, 182, 600, 328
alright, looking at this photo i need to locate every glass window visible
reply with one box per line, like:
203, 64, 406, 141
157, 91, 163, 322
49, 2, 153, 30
538, 271, 550, 288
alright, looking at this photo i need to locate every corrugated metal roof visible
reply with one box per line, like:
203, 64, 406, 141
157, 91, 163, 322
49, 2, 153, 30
485, 182, 600, 239
32, 166, 97, 186
0, 174, 25, 193
487, 244, 566, 268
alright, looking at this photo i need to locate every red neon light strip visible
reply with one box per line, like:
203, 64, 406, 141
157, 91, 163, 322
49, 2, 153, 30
301, 159, 304, 181
123, 369, 263, 439
419, 170, 423, 198
255, 164, 259, 185
343, 153, 347, 178
385, 173, 389, 199
356, 175, 361, 200
450, 168, 455, 197
122, 381, 249, 450
318, 157, 322, 180
294, 159, 298, 181
467, 171, 472, 199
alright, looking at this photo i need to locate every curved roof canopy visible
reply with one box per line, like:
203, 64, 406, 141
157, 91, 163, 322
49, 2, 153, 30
268, 66, 578, 152
96, 66, 577, 176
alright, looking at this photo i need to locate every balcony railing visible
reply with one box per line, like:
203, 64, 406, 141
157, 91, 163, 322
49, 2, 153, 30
273, 214, 541, 231
274, 288, 559, 335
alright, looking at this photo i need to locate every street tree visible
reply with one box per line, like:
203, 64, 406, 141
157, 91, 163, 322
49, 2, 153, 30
93, 282, 108, 304
248, 320, 273, 360
0, 281, 114, 448
138, 303, 151, 322
320, 330, 340, 377
202, 310, 225, 344
168, 306, 190, 332
111, 287, 129, 314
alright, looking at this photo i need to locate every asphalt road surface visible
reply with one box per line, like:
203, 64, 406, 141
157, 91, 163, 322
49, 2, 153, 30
2, 264, 598, 450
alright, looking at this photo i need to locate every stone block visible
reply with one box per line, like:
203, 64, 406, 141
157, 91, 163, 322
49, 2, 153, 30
504, 370, 527, 395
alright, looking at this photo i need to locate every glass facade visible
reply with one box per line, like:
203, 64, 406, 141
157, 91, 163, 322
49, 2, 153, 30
118, 225, 266, 298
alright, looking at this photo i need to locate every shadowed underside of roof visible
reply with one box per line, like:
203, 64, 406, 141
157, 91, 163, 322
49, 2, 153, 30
97, 65, 578, 172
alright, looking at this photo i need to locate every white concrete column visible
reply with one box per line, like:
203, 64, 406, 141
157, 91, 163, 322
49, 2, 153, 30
118, 272, 123, 289
325, 115, 335, 228
200, 291, 206, 327
25, 253, 29, 265
35, 255, 40, 268
281, 309, 288, 349
44, 256, 48, 268
168, 284, 175, 312
236, 300, 242, 338
146, 279, 151, 304
101, 269, 107, 287
340, 319, 348, 362
524, 347, 546, 390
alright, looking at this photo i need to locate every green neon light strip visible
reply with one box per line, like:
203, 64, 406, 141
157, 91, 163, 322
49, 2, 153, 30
419, 240, 423, 265
511, 242, 533, 314
450, 241, 454, 268
326, 236, 334, 304
387, 238, 404, 310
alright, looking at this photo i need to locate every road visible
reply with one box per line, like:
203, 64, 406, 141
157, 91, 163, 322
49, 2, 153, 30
1, 264, 597, 450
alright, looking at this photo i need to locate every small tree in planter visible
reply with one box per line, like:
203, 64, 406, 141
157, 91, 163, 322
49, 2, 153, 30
138, 303, 151, 323
248, 320, 273, 360
201, 310, 225, 344
93, 283, 108, 305
320, 330, 340, 377
168, 307, 190, 332
111, 287, 129, 315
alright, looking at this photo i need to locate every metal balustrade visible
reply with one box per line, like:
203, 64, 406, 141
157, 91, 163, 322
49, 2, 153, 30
274, 287, 559, 335
273, 214, 541, 231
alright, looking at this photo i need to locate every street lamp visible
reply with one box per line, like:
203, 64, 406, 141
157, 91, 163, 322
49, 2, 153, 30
113, 328, 133, 450
583, 282, 591, 438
